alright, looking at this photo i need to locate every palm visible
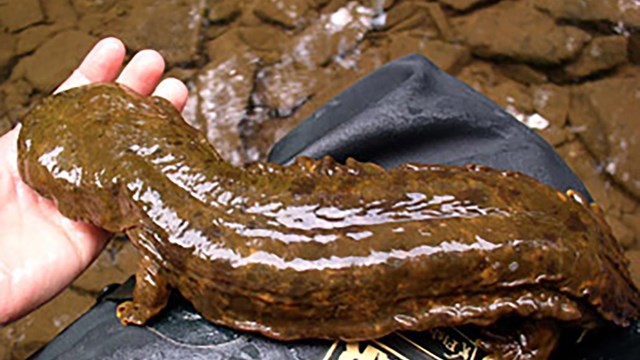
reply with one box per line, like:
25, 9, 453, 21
0, 38, 188, 324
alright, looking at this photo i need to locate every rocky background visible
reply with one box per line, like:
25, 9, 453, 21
1, 0, 639, 358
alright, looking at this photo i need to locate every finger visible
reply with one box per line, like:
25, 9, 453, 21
55, 37, 126, 94
152, 78, 189, 111
116, 50, 165, 96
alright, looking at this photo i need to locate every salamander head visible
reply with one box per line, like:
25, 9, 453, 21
16, 84, 149, 225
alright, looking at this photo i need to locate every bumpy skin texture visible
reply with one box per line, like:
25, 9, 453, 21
17, 84, 640, 347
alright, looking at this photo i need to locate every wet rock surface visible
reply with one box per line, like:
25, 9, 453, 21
564, 35, 628, 78
83, 0, 206, 66
15, 25, 63, 56
290, 2, 372, 68
438, 0, 491, 11
0, 28, 17, 78
198, 28, 262, 165
41, 0, 78, 29
569, 70, 640, 199
452, 1, 591, 64
17, 30, 96, 92
254, 0, 314, 29
535, 0, 640, 28
0, 0, 45, 32
388, 33, 470, 73
207, 0, 242, 23
557, 140, 640, 252
0, 0, 638, 357
531, 83, 571, 146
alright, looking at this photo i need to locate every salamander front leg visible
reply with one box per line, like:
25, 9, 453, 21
116, 255, 170, 326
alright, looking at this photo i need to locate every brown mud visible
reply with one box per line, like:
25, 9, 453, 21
0, 0, 639, 358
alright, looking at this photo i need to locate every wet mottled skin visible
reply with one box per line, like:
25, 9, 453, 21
17, 84, 640, 357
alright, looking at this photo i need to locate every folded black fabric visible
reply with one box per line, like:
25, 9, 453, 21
269, 54, 591, 201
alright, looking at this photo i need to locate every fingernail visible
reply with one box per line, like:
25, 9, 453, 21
91, 38, 125, 59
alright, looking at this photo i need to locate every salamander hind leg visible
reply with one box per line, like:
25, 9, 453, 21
117, 254, 170, 326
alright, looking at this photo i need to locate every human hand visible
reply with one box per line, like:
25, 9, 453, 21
0, 38, 188, 324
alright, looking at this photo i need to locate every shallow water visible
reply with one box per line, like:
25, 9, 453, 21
0, 0, 639, 358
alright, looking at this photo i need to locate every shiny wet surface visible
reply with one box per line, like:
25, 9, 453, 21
1, 0, 640, 358
18, 83, 639, 350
